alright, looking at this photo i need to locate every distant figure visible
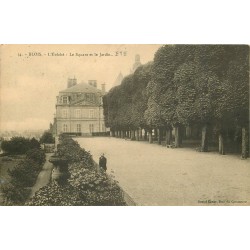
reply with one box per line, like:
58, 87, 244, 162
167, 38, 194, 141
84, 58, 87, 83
99, 153, 107, 172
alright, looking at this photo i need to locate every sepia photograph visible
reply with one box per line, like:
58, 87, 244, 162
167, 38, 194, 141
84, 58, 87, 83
0, 44, 249, 206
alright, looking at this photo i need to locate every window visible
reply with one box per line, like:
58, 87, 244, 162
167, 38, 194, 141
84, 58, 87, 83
62, 96, 68, 104
75, 109, 81, 118
102, 124, 106, 132
89, 124, 94, 133
62, 109, 68, 118
90, 94, 94, 102
63, 124, 68, 132
89, 109, 94, 118
76, 124, 81, 132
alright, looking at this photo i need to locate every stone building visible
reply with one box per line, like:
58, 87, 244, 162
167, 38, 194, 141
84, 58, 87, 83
54, 78, 107, 136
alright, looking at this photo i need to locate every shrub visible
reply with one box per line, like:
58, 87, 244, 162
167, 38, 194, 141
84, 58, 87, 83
29, 138, 41, 149
26, 135, 126, 206
26, 148, 46, 165
57, 135, 93, 167
69, 164, 126, 206
1, 137, 41, 155
8, 159, 41, 187
1, 137, 31, 154
40, 131, 55, 144
1, 183, 30, 205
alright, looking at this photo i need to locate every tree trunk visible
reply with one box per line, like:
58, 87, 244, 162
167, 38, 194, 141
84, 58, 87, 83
174, 126, 182, 148
139, 128, 143, 140
121, 130, 124, 138
148, 129, 153, 144
131, 130, 136, 140
144, 130, 148, 141
219, 133, 225, 155
158, 128, 162, 145
166, 128, 172, 145
154, 128, 158, 141
135, 129, 139, 141
186, 125, 192, 139
242, 127, 248, 159
110, 130, 114, 137
201, 124, 208, 152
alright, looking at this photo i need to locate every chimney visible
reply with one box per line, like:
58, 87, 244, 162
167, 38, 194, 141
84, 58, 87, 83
67, 77, 77, 88
101, 83, 106, 93
88, 80, 97, 88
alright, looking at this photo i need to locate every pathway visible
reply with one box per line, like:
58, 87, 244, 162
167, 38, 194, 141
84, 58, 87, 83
29, 153, 53, 198
76, 137, 250, 206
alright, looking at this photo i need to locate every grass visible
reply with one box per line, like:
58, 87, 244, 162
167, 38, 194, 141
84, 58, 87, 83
0, 155, 25, 183
0, 155, 25, 205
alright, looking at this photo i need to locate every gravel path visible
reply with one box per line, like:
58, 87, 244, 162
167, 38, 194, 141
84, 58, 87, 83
29, 153, 53, 198
76, 137, 250, 206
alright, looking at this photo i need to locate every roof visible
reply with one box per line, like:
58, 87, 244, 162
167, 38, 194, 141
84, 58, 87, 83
60, 82, 102, 94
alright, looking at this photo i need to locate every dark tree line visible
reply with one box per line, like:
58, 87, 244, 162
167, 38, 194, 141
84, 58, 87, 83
103, 45, 249, 158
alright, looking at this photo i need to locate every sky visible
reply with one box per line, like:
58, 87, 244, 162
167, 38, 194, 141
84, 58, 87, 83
0, 44, 162, 132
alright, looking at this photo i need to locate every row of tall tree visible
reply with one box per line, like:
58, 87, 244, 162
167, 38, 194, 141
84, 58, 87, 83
103, 45, 249, 158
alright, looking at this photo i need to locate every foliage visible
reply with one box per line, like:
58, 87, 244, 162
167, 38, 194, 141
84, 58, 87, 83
27, 166, 126, 206
103, 63, 153, 131
57, 134, 94, 167
102, 44, 249, 155
27, 136, 126, 206
68, 163, 126, 206
1, 148, 45, 205
40, 131, 55, 144
1, 137, 34, 155
26, 148, 46, 165
29, 138, 41, 149
1, 183, 30, 205
7, 159, 42, 187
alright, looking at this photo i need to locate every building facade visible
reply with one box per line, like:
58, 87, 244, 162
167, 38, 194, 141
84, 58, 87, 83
54, 78, 107, 136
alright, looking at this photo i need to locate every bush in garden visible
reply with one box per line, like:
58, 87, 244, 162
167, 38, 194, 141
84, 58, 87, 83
68, 163, 126, 206
26, 182, 78, 206
26, 148, 46, 165
29, 137, 41, 149
57, 135, 94, 167
8, 159, 41, 188
26, 134, 126, 206
27, 168, 126, 206
1, 137, 32, 154
40, 131, 55, 144
1, 183, 30, 205
1, 137, 41, 155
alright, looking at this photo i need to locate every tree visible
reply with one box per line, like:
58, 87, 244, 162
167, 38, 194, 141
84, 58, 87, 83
1, 137, 32, 154
40, 131, 55, 144
26, 148, 46, 165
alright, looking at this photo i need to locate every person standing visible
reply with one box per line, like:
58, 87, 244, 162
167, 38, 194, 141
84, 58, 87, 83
99, 153, 107, 172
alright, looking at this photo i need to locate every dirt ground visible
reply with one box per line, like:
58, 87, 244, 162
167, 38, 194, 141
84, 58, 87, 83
76, 137, 250, 206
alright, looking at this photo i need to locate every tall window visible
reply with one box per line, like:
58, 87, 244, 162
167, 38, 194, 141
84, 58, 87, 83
89, 124, 94, 133
63, 124, 68, 132
75, 109, 81, 118
89, 109, 94, 118
62, 109, 68, 118
76, 124, 81, 132
102, 124, 106, 132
